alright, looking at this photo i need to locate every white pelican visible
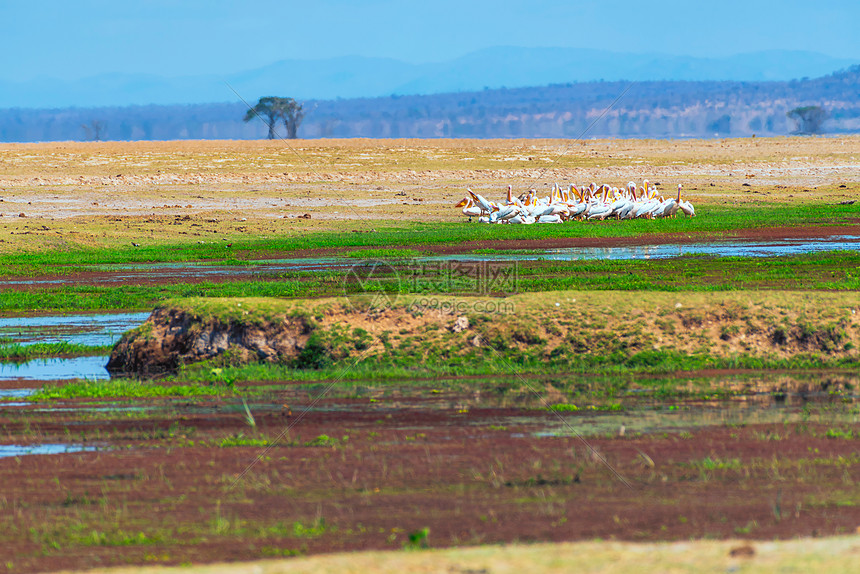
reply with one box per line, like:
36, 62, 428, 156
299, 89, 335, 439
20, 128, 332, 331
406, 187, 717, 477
661, 185, 682, 218
509, 213, 536, 224
454, 181, 698, 224
490, 204, 520, 223
467, 188, 494, 214
455, 197, 483, 220
537, 214, 562, 224
678, 185, 696, 217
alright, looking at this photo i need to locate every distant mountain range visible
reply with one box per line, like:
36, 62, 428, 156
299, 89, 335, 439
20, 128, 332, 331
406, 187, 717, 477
1, 47, 857, 108
3, 65, 859, 142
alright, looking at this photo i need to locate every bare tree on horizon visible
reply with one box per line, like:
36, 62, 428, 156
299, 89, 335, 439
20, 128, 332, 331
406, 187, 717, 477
243, 96, 305, 139
787, 105, 828, 134
81, 120, 106, 141
280, 98, 305, 139
243, 97, 281, 139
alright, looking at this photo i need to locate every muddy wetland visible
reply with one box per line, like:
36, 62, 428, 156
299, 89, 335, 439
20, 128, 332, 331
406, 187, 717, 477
0, 137, 859, 572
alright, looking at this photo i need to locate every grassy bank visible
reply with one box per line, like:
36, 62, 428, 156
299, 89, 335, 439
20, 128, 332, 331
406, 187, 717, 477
107, 291, 860, 380
30, 378, 231, 401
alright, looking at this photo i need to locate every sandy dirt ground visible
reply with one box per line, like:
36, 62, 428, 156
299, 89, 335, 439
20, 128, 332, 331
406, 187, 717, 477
0, 137, 858, 248
65, 536, 860, 574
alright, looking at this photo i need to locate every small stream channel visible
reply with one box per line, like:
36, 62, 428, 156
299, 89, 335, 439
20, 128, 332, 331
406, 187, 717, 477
437, 235, 860, 262
0, 236, 857, 287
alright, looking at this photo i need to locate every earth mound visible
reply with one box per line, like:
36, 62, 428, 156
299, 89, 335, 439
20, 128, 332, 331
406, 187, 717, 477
107, 293, 860, 376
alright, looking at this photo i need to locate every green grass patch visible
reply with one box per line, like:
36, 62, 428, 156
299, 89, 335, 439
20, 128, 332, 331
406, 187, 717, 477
31, 379, 232, 401
0, 280, 318, 312
0, 342, 111, 362
218, 433, 273, 448
548, 403, 579, 412
824, 428, 855, 440
172, 350, 860, 386
695, 457, 743, 471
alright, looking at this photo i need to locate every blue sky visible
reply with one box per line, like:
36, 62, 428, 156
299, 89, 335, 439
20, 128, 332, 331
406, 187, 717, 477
2, 0, 859, 81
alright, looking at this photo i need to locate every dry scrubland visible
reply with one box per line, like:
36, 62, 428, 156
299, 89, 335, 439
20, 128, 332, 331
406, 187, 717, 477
0, 137, 858, 250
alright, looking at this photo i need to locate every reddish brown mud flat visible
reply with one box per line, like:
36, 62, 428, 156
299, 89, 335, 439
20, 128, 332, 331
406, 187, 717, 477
2, 376, 860, 573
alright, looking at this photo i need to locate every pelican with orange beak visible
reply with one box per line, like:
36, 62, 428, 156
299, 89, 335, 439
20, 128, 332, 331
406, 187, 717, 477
455, 197, 482, 221
467, 188, 495, 214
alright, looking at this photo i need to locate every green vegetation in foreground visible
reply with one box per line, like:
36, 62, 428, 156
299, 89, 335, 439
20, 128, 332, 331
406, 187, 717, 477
172, 350, 860, 385
0, 342, 111, 362
31, 379, 233, 401
0, 201, 857, 276
0, 250, 859, 312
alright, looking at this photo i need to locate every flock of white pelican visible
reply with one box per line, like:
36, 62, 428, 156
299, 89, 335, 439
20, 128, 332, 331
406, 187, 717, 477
455, 181, 695, 224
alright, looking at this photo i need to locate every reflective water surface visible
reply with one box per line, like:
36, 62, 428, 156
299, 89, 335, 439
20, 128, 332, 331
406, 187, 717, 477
1, 236, 857, 287
0, 356, 110, 381
0, 313, 149, 346
0, 444, 97, 459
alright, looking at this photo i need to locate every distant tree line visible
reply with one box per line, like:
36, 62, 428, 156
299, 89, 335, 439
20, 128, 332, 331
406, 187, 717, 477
1, 66, 858, 142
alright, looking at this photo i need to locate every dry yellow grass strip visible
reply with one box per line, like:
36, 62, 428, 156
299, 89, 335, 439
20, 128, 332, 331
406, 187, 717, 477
67, 537, 860, 574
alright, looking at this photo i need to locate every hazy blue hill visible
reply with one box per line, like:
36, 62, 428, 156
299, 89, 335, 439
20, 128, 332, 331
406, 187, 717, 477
0, 47, 856, 108
1, 65, 858, 142
0, 74, 218, 109
719, 50, 857, 81
228, 56, 424, 100
401, 47, 858, 91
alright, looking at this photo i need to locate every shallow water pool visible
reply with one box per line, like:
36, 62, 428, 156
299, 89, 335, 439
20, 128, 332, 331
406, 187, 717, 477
0, 356, 110, 382
0, 443, 97, 458
0, 313, 149, 346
